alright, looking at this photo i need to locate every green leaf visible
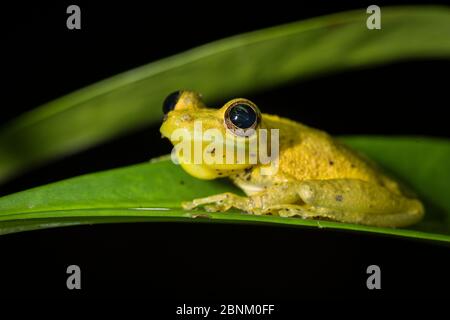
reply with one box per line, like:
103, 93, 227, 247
1, 6, 449, 182
0, 136, 449, 242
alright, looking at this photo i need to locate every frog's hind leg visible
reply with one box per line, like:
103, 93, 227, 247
295, 179, 424, 227
182, 179, 424, 227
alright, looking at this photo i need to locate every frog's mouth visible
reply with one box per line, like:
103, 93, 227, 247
159, 121, 174, 140
161, 134, 253, 180
170, 140, 253, 180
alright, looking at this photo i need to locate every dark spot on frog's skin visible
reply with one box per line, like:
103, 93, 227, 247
329, 160, 334, 166
351, 164, 356, 168
335, 195, 344, 202
218, 172, 223, 176
180, 180, 185, 185
245, 175, 251, 181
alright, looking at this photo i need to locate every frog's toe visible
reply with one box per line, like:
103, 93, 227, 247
182, 201, 230, 212
181, 195, 232, 212
182, 193, 250, 212
182, 200, 202, 210
277, 208, 317, 218
262, 204, 335, 220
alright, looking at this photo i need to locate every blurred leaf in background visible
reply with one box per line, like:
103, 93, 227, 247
0, 6, 449, 182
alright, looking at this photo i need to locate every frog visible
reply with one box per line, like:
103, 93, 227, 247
160, 90, 424, 227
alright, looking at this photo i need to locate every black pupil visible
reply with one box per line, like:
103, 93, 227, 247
229, 104, 257, 129
163, 91, 181, 114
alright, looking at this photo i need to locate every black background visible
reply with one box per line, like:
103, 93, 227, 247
1, 0, 449, 305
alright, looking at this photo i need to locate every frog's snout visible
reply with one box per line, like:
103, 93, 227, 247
159, 120, 172, 140
160, 90, 207, 139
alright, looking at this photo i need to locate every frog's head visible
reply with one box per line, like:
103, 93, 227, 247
160, 90, 268, 180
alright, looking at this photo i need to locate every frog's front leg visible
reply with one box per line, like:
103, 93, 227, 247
182, 193, 253, 213
182, 184, 300, 215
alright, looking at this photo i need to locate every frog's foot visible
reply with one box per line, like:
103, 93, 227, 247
182, 192, 256, 213
262, 204, 338, 220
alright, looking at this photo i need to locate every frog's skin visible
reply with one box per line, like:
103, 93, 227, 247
160, 91, 424, 227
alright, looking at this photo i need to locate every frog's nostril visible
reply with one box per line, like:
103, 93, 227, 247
163, 90, 182, 115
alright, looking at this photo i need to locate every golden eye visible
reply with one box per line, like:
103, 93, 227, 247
224, 100, 260, 136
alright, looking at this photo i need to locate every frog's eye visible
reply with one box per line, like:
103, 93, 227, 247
224, 100, 260, 136
163, 90, 182, 115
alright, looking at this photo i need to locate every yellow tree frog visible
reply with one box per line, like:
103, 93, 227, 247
160, 90, 424, 227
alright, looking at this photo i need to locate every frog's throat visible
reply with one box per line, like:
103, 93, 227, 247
179, 162, 218, 180
178, 160, 251, 180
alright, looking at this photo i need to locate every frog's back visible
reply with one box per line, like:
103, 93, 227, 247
263, 114, 400, 192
